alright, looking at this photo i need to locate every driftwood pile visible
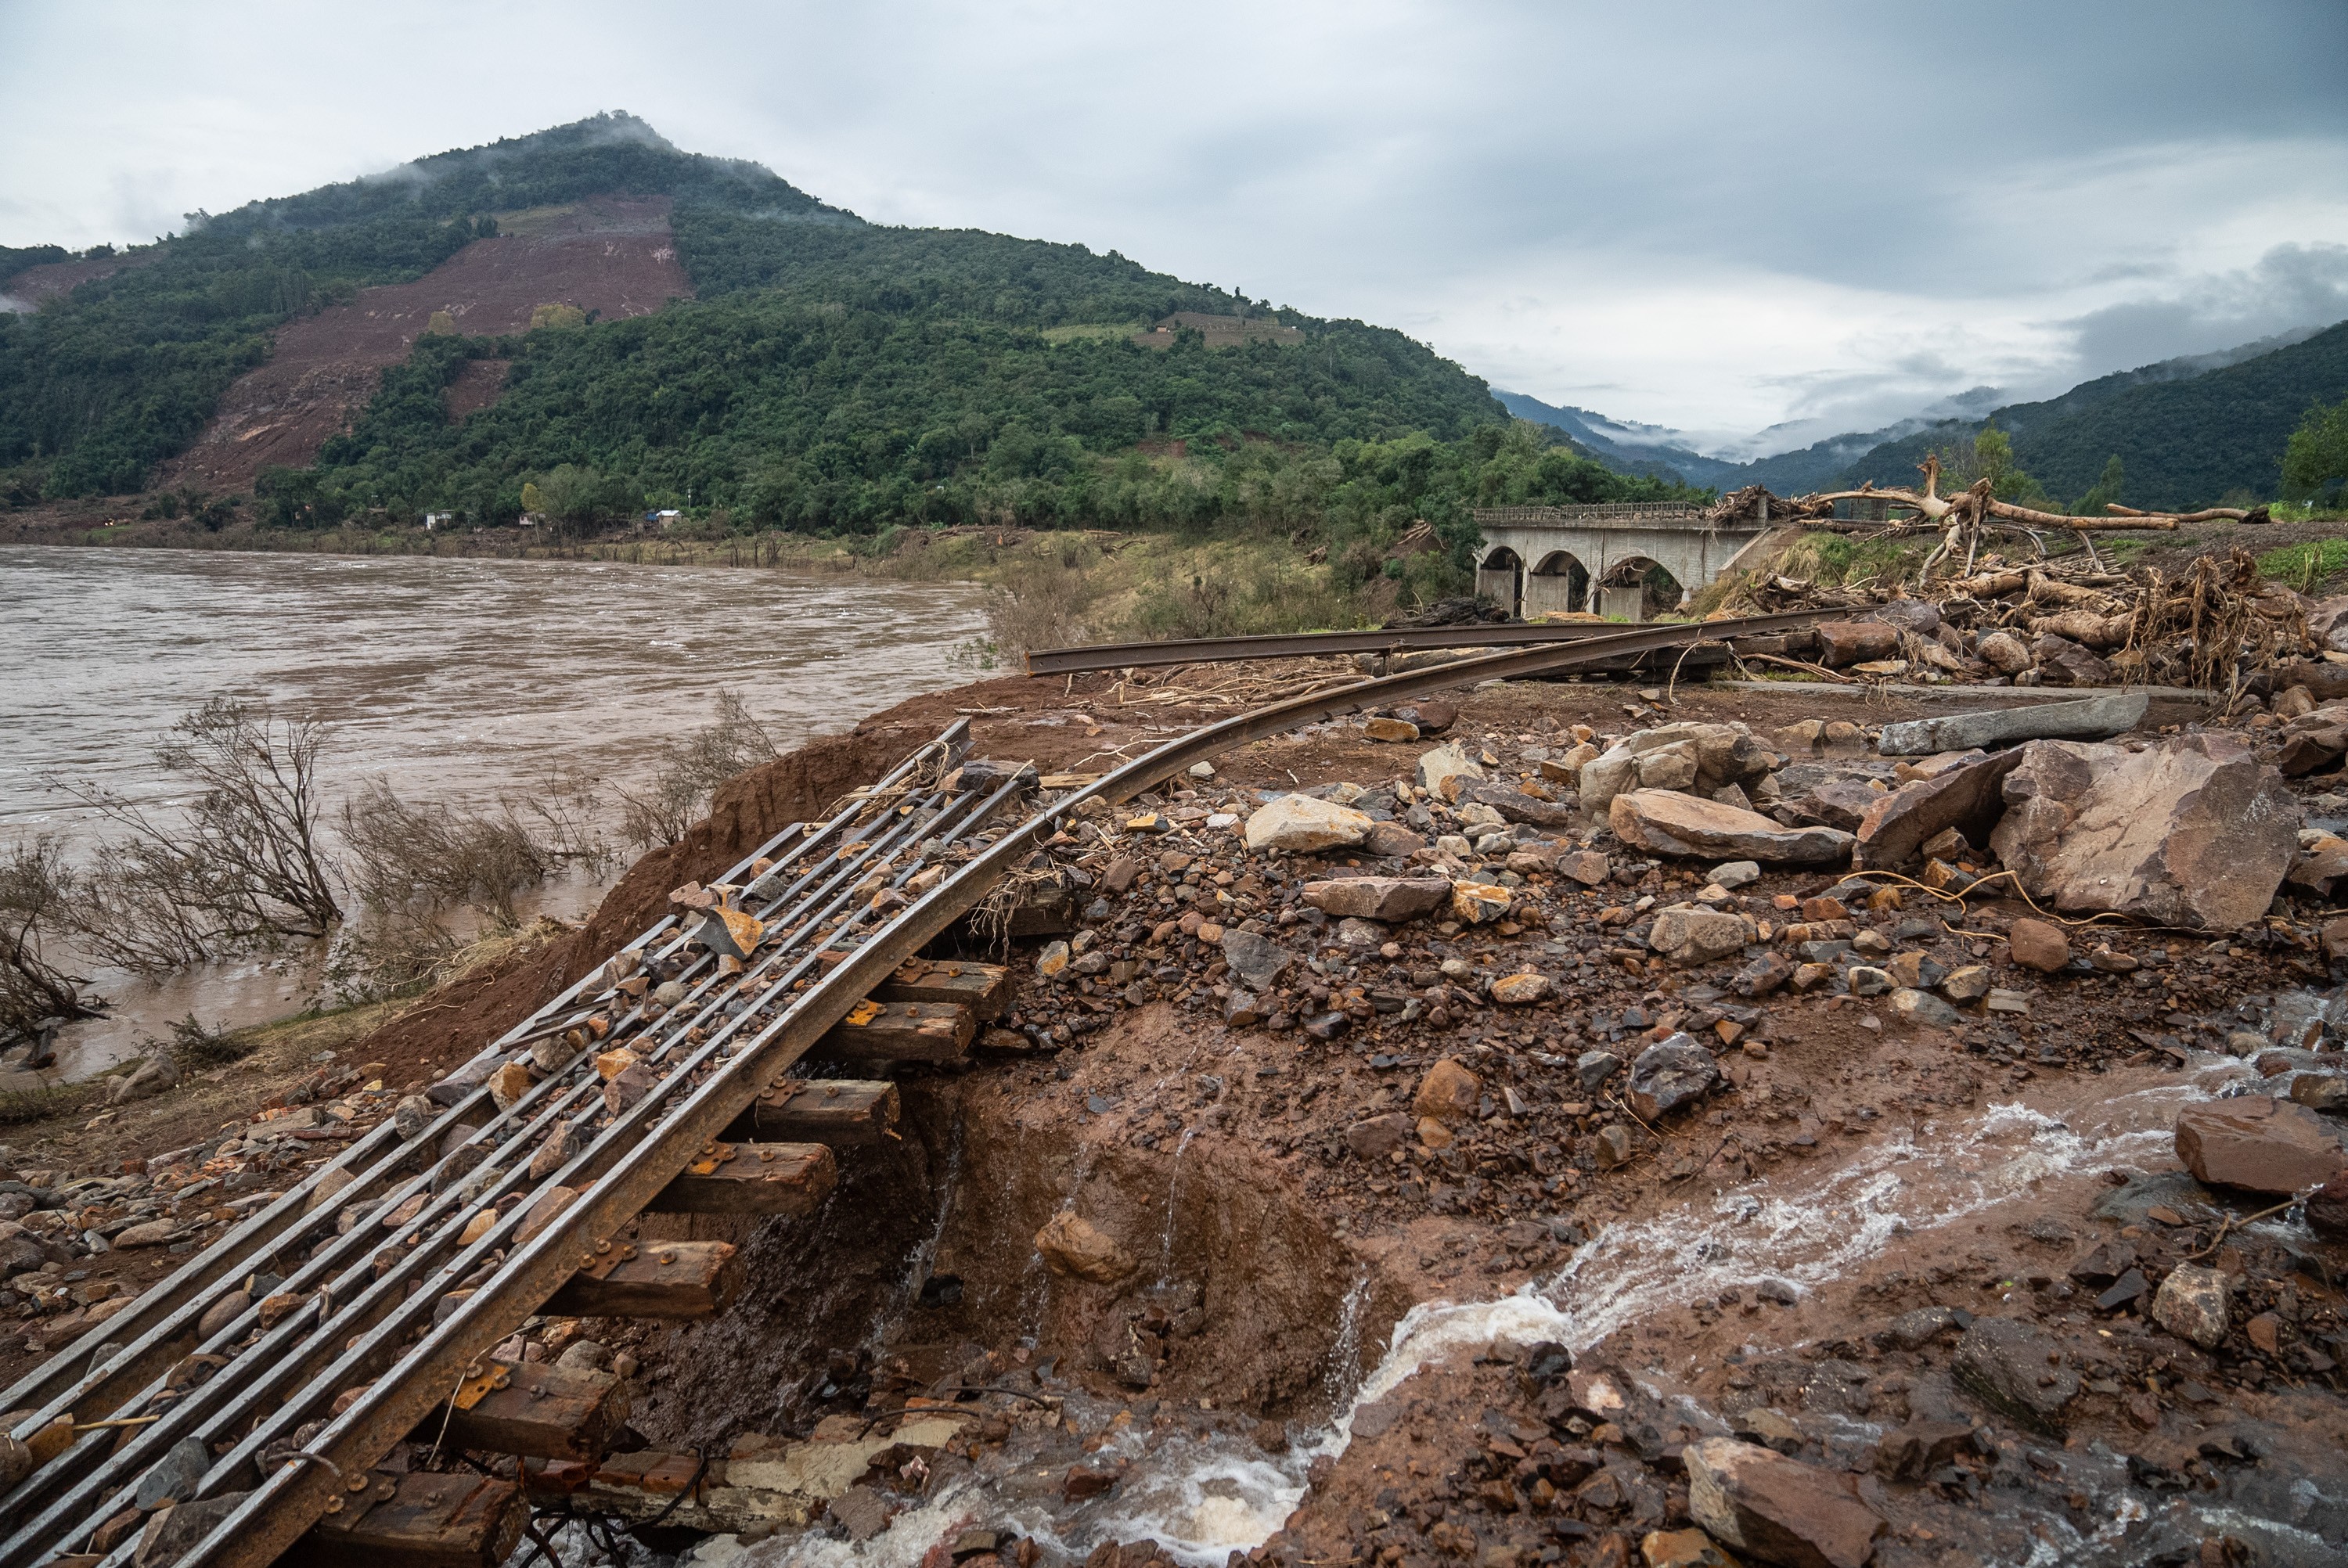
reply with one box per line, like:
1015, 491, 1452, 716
1739, 547, 2325, 696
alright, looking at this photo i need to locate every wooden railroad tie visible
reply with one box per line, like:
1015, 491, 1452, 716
284, 1469, 525, 1568
816, 998, 975, 1063
425, 1358, 630, 1462
650, 1140, 836, 1215
736, 1077, 899, 1145
545, 1239, 744, 1320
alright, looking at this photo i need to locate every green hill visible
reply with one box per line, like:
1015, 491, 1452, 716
4, 113, 1680, 537
1832, 322, 2348, 509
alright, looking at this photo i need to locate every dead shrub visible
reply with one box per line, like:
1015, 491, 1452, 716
983, 554, 1098, 657
323, 916, 465, 1005
614, 690, 782, 849
0, 836, 103, 1044
340, 780, 560, 927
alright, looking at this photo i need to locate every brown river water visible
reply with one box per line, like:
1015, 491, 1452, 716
1, 545, 989, 1080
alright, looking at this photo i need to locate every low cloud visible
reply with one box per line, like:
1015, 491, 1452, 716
2052, 243, 2348, 379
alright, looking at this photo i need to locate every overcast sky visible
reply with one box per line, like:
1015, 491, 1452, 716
5, 1, 2346, 457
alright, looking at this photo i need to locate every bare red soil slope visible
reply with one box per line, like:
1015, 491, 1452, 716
163, 194, 690, 492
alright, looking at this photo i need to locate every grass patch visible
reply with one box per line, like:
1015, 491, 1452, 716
2258, 538, 2348, 588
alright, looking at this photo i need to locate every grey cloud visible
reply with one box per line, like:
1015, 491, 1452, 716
2054, 243, 2348, 376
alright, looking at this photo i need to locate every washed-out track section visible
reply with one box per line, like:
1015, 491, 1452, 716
0, 610, 1835, 1568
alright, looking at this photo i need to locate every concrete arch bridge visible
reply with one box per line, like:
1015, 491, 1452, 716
1471, 501, 1777, 620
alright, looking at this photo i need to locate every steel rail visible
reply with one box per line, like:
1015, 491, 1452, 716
0, 727, 974, 1559
161, 606, 1834, 1568
1024, 620, 1652, 675
0, 779, 991, 1563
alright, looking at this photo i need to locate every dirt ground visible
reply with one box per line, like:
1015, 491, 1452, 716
5, 664, 2346, 1568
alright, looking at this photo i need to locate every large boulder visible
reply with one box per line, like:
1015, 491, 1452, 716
1244, 794, 1374, 853
2174, 1097, 2347, 1194
1580, 722, 1773, 821
1612, 790, 1854, 865
1683, 1437, 1884, 1568
1813, 621, 1900, 668
1851, 750, 2022, 869
1299, 876, 1451, 922
1987, 735, 2298, 930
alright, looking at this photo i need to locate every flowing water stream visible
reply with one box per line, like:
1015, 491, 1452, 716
2, 545, 989, 1077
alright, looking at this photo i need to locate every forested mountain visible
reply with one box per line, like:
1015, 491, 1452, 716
1831, 322, 2348, 509
2, 113, 1691, 536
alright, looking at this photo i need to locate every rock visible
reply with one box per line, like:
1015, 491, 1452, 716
1345, 1113, 1413, 1160
109, 1054, 178, 1106
2307, 1174, 2348, 1238
1846, 966, 1890, 997
1414, 1059, 1482, 1124
1301, 876, 1450, 922
1578, 1050, 1624, 1090
1649, 907, 1753, 965
2033, 633, 2114, 685
1814, 621, 1900, 668
2277, 703, 2348, 776
1360, 822, 1427, 858
1888, 988, 1959, 1028
1364, 717, 1421, 743
1640, 1529, 1742, 1568
1223, 991, 1265, 1027
1779, 776, 1883, 833
1627, 1035, 1720, 1120
2005, 918, 2070, 973
1036, 941, 1072, 978
1490, 973, 1552, 1005
2289, 830, 2348, 893
1638, 745, 1701, 791
1975, 629, 2033, 674
1219, 930, 1292, 992
134, 1435, 213, 1511
1711, 860, 1761, 890
113, 1219, 180, 1250
1611, 791, 1855, 865
1034, 1212, 1136, 1284
1736, 953, 1795, 998
1683, 1437, 1884, 1568
1873, 1420, 1977, 1482
1244, 795, 1374, 853
196, 1290, 250, 1341
1882, 1306, 1964, 1350
1593, 1124, 1633, 1167
1450, 882, 1513, 923
1851, 751, 2024, 869
1460, 782, 1578, 829
1875, 692, 2149, 756
393, 1095, 434, 1139
2151, 1264, 2229, 1348
1940, 965, 1992, 1001
2174, 1098, 2348, 1194
1561, 850, 1612, 886
1416, 743, 1487, 801
1953, 1317, 2079, 1435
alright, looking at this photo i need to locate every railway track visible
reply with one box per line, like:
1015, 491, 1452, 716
0, 610, 1831, 1568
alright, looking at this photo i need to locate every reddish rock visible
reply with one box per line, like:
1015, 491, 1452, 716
1610, 790, 1854, 865
1989, 734, 2299, 930
1299, 876, 1451, 922
1684, 1437, 1883, 1568
2174, 1097, 2348, 1195
2307, 1174, 2348, 1238
1345, 1113, 1413, 1160
1851, 750, 2022, 869
1414, 1058, 1482, 1124
2005, 918, 2070, 973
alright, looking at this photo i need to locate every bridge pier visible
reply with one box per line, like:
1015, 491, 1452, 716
1471, 502, 1766, 623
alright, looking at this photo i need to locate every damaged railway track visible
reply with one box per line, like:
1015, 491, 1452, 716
0, 610, 1833, 1568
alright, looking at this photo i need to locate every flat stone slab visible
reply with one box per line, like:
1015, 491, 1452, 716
1875, 691, 2148, 755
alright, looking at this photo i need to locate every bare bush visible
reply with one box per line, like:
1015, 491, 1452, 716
165, 1012, 249, 1067
63, 699, 341, 966
340, 780, 560, 927
0, 836, 103, 1044
513, 763, 616, 875
614, 690, 781, 848
323, 916, 464, 1005
983, 554, 1097, 658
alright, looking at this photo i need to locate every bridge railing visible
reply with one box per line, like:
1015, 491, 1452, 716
1472, 502, 1719, 526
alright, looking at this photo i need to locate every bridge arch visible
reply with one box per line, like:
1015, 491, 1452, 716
1597, 556, 1684, 621
1524, 550, 1590, 619
1475, 545, 1524, 617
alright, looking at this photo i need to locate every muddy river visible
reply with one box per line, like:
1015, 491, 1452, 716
2, 545, 989, 1077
